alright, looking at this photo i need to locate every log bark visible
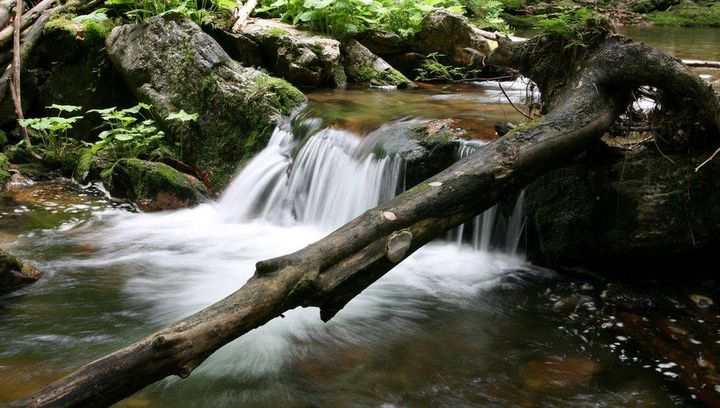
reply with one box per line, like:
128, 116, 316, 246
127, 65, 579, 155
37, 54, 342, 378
11, 34, 720, 408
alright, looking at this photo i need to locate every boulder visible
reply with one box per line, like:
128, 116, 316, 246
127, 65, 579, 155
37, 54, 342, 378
106, 13, 307, 190
0, 249, 41, 295
103, 158, 209, 212
525, 146, 720, 270
218, 19, 341, 89
412, 9, 493, 69
340, 39, 415, 88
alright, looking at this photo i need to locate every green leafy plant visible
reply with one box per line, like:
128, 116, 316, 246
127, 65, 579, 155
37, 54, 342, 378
105, 0, 233, 24
89, 103, 166, 160
257, 0, 467, 38
465, 0, 509, 32
18, 104, 83, 161
415, 52, 466, 81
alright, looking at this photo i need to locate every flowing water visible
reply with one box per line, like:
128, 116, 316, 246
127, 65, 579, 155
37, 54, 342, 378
1, 30, 719, 407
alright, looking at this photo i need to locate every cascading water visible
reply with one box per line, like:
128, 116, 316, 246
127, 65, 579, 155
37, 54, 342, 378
448, 140, 526, 254
218, 122, 401, 231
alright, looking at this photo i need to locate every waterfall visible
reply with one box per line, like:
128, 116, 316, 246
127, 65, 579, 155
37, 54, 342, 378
219, 117, 523, 253
218, 121, 401, 232
449, 140, 526, 255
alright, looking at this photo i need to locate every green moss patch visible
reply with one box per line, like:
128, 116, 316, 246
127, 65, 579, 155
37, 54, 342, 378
648, 1, 720, 26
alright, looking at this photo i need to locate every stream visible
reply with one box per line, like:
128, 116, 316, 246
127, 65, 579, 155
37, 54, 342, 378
1, 28, 719, 407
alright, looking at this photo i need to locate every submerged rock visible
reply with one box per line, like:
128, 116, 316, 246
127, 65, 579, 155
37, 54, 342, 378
525, 146, 720, 270
0, 249, 41, 295
219, 19, 341, 89
103, 158, 209, 212
341, 39, 415, 88
106, 13, 307, 190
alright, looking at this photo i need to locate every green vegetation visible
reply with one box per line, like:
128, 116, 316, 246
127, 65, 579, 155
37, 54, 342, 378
256, 0, 502, 37
16, 104, 199, 173
18, 105, 84, 164
415, 52, 481, 81
105, 0, 235, 24
45, 11, 118, 44
88, 104, 167, 161
648, 1, 720, 27
0, 153, 10, 187
535, 7, 602, 47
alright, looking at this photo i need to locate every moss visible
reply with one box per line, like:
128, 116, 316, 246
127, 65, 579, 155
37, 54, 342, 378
44, 13, 117, 45
502, 12, 543, 29
106, 158, 208, 205
648, 1, 720, 27
266, 27, 290, 37
0, 129, 7, 147
500, 0, 527, 11
353, 66, 413, 88
74, 148, 94, 182
253, 75, 307, 116
0, 153, 10, 187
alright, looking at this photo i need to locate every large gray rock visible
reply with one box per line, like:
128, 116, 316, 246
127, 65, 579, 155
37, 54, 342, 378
413, 9, 494, 69
219, 19, 341, 89
525, 146, 720, 269
106, 13, 307, 190
0, 249, 41, 295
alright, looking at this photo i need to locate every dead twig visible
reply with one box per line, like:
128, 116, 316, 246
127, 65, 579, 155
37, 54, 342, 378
695, 146, 720, 172
498, 81, 532, 120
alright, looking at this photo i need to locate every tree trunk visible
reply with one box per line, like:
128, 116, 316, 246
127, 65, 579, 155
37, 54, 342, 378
11, 33, 720, 408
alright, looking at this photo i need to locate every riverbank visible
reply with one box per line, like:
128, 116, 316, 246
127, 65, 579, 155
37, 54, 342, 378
500, 0, 720, 28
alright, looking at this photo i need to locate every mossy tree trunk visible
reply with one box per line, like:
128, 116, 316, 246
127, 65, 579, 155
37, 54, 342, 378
12, 31, 720, 408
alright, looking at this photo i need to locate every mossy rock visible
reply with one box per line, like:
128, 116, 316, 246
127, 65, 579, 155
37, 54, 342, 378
32, 13, 135, 141
0, 153, 9, 189
104, 158, 209, 212
0, 249, 42, 295
341, 39, 415, 88
73, 147, 115, 183
525, 146, 720, 271
229, 19, 342, 89
106, 14, 307, 191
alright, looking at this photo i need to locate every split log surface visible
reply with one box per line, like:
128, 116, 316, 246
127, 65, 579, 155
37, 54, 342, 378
12, 34, 720, 408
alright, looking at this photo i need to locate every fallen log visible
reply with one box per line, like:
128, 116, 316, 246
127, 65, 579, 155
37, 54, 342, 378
11, 30, 720, 408
682, 59, 720, 70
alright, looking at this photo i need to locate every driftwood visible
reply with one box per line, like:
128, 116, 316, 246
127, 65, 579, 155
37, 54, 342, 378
11, 31, 720, 407
230, 0, 256, 32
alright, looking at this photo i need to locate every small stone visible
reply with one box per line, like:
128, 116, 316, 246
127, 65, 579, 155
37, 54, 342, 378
690, 294, 714, 308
